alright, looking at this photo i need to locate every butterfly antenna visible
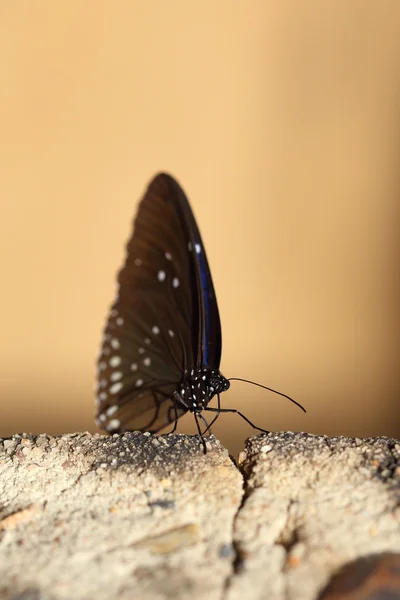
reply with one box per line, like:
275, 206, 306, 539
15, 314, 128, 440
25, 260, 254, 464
228, 378, 306, 413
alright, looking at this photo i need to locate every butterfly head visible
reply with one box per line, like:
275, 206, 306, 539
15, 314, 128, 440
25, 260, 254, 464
179, 368, 230, 413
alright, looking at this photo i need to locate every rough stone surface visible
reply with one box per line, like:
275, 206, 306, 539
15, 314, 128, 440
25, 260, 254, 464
0, 431, 399, 599
0, 432, 242, 600
227, 432, 400, 600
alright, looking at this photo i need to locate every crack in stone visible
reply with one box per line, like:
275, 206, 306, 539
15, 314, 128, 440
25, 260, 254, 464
221, 442, 306, 600
221, 454, 253, 599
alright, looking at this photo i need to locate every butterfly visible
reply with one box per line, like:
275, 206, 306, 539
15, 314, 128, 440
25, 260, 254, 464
95, 173, 304, 449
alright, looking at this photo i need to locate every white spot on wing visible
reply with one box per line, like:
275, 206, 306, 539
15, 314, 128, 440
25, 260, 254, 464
99, 392, 107, 401
138, 347, 145, 354
108, 418, 120, 430
111, 338, 120, 349
157, 270, 166, 282
131, 363, 138, 371
110, 371, 122, 382
116, 317, 124, 326
144, 337, 151, 344
168, 329, 174, 337
152, 325, 160, 335
134, 258, 142, 266
106, 405, 118, 417
195, 243, 201, 254
109, 356, 121, 367
99, 379, 107, 388
135, 379, 144, 387
165, 251, 172, 260
110, 382, 123, 394
98, 361, 107, 371
172, 277, 179, 288
143, 357, 151, 367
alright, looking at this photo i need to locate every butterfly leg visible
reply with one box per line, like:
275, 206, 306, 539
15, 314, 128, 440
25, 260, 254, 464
194, 412, 207, 454
161, 391, 190, 434
203, 407, 269, 434
200, 394, 221, 435
198, 413, 212, 435
169, 403, 179, 434
169, 421, 178, 434
164, 395, 185, 434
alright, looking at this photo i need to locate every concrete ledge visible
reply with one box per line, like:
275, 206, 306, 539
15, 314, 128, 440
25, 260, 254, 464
229, 432, 400, 599
0, 432, 399, 599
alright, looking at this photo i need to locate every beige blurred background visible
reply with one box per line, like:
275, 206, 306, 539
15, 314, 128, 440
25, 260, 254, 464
1, 1, 399, 458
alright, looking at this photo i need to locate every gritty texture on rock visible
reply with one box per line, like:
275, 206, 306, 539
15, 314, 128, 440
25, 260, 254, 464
0, 432, 243, 600
0, 431, 399, 600
227, 432, 400, 600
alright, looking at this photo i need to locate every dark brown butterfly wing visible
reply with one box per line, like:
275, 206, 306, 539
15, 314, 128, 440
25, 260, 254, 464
95, 173, 222, 433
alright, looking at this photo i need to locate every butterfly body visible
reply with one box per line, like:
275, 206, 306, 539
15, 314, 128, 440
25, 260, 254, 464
175, 368, 230, 414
